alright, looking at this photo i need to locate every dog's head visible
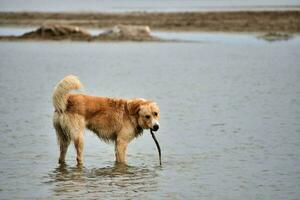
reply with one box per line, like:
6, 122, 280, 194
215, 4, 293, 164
127, 98, 160, 131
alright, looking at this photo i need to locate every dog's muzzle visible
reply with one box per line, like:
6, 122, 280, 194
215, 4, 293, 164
152, 124, 159, 131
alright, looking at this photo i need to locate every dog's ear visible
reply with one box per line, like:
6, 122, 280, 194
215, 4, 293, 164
127, 98, 145, 115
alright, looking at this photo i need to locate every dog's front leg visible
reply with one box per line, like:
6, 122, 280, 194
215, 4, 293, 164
115, 138, 128, 163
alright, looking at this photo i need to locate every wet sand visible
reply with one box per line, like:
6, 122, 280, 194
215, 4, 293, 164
0, 11, 300, 33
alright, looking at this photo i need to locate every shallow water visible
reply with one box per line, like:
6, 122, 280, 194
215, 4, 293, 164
0, 36, 300, 199
1, 27, 300, 44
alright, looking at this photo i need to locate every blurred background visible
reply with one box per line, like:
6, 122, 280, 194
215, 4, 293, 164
1, 0, 300, 12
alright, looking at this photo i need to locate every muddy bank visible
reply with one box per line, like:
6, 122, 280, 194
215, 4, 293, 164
0, 11, 300, 33
0, 24, 161, 41
21, 24, 92, 41
257, 32, 294, 41
97, 25, 158, 41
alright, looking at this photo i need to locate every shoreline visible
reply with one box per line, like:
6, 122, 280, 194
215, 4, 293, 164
0, 11, 300, 33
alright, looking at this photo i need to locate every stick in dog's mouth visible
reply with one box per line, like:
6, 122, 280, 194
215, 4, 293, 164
150, 129, 162, 166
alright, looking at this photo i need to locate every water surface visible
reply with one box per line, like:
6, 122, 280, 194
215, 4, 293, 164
0, 36, 300, 199
1, 26, 299, 44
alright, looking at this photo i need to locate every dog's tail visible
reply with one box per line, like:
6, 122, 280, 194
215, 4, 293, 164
52, 75, 83, 112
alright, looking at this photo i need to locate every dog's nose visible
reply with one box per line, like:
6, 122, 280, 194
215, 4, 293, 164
152, 124, 159, 131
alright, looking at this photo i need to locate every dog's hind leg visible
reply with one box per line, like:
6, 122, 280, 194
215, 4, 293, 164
63, 114, 85, 165
74, 132, 84, 165
59, 140, 70, 165
54, 123, 71, 165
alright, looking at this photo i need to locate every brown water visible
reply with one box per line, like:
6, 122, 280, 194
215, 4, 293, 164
0, 38, 300, 199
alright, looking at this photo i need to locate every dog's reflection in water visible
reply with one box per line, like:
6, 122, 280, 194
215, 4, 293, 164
47, 163, 159, 198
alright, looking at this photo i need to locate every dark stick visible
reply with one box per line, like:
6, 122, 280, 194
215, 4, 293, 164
150, 129, 162, 166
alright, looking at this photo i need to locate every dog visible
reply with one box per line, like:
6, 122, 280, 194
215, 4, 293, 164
52, 75, 160, 165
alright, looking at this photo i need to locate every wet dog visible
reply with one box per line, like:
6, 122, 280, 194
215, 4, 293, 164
52, 75, 160, 165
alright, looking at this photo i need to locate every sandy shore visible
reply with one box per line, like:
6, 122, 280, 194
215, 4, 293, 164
0, 11, 300, 33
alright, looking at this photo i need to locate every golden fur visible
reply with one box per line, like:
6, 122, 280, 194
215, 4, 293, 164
53, 75, 160, 165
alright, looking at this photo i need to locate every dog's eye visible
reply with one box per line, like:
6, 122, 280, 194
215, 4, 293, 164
153, 112, 158, 116
145, 115, 151, 119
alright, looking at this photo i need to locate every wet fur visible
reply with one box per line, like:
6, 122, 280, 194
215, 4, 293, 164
52, 75, 160, 165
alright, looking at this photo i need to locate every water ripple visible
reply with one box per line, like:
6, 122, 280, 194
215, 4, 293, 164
44, 164, 159, 199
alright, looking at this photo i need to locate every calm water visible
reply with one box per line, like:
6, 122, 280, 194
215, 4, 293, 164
1, 26, 300, 44
0, 36, 300, 199
0, 0, 300, 12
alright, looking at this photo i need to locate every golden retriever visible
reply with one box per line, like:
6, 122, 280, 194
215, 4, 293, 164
52, 75, 160, 165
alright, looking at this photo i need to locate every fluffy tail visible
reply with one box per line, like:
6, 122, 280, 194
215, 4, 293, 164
52, 75, 83, 112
